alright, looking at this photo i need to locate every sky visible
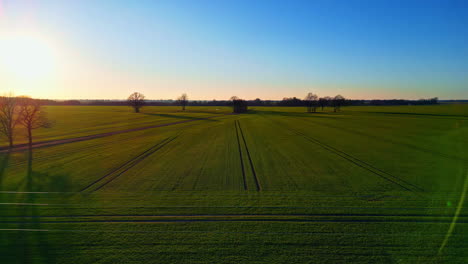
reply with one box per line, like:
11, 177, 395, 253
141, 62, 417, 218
0, 0, 467, 100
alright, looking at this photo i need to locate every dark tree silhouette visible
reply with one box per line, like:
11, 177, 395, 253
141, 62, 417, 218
127, 92, 145, 113
230, 96, 248, 113
177, 93, 188, 111
318, 96, 331, 111
278, 97, 302, 106
0, 95, 20, 148
304, 92, 318, 113
332, 95, 346, 112
18, 97, 53, 147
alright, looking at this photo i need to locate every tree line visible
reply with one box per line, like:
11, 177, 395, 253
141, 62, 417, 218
125, 92, 439, 114
0, 96, 52, 148
125, 92, 350, 114
40, 96, 439, 108
0, 91, 439, 148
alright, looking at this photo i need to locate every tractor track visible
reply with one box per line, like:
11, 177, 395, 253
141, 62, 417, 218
3, 212, 465, 218
80, 136, 178, 192
234, 121, 248, 190
298, 116, 468, 163
1, 215, 465, 224
265, 116, 424, 194
236, 120, 261, 191
294, 129, 424, 193
0, 115, 224, 153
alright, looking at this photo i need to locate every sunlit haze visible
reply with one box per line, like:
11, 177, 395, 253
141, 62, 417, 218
0, 0, 467, 100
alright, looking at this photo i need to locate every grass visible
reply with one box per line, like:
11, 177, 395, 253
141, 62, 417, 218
0, 105, 467, 263
3, 106, 232, 147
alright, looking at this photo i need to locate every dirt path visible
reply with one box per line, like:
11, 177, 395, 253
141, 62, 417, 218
0, 115, 224, 153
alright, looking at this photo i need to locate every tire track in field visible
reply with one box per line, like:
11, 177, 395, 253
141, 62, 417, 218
300, 117, 468, 163
294, 129, 424, 194
80, 136, 179, 192
6, 212, 463, 218
234, 121, 248, 190
265, 116, 424, 194
7, 134, 139, 168
236, 120, 261, 191
2, 215, 465, 224
0, 115, 225, 153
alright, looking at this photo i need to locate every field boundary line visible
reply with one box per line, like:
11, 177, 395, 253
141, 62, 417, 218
237, 120, 261, 191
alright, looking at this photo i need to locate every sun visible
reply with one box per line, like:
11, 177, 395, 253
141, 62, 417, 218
0, 33, 57, 80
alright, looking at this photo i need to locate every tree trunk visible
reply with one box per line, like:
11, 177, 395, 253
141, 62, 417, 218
135, 107, 140, 113
8, 135, 13, 148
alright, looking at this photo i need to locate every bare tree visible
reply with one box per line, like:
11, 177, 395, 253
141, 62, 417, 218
304, 92, 318, 113
0, 95, 21, 148
127, 92, 145, 113
332, 95, 345, 112
18, 97, 52, 147
177, 93, 188, 111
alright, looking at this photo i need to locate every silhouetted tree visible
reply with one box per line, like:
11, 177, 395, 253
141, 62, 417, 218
332, 95, 346, 112
18, 97, 53, 146
230, 96, 248, 113
278, 97, 302, 106
253, 98, 263, 106
304, 92, 318, 113
0, 95, 21, 148
318, 96, 332, 111
127, 92, 145, 113
177, 93, 188, 111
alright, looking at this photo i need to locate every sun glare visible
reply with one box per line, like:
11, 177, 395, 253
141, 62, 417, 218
0, 33, 57, 81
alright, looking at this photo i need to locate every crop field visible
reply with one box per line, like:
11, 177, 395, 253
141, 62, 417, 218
0, 104, 467, 263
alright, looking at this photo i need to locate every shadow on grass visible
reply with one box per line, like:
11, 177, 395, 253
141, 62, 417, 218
0, 151, 10, 188
0, 148, 77, 263
365, 111, 468, 119
248, 109, 345, 119
144, 113, 219, 122
168, 109, 229, 114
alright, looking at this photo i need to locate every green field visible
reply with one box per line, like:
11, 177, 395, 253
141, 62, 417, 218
1, 105, 467, 263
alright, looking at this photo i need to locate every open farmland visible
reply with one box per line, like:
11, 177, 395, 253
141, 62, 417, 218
1, 105, 467, 263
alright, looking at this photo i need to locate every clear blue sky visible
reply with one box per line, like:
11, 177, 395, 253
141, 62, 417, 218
1, 0, 467, 99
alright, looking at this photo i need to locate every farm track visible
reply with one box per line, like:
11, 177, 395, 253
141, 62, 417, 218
264, 116, 425, 194
80, 136, 179, 192
235, 120, 261, 191
0, 115, 224, 153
